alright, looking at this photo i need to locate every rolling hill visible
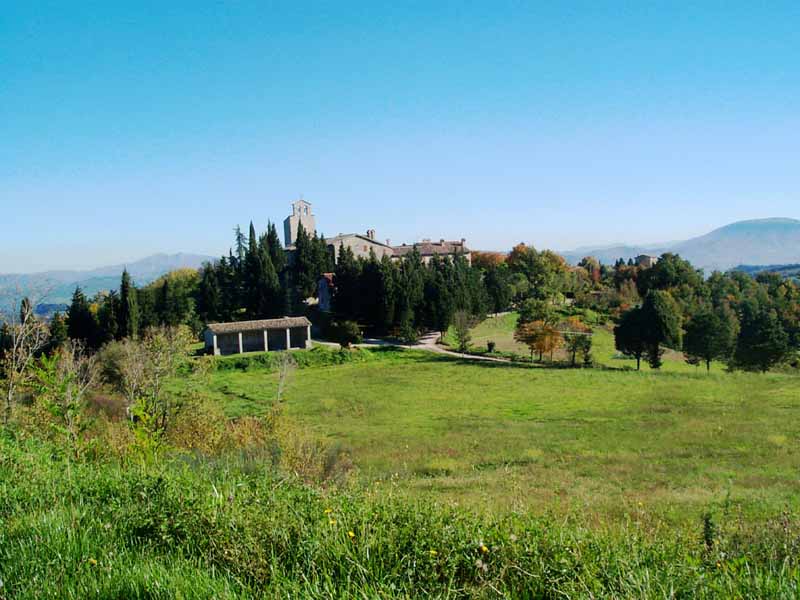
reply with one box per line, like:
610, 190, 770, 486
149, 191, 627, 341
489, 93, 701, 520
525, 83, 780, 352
562, 218, 800, 273
0, 253, 215, 308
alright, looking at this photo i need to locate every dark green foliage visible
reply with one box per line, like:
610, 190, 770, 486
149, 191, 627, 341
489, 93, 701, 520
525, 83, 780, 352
684, 305, 738, 371
423, 257, 455, 336
48, 312, 68, 350
97, 290, 119, 344
640, 290, 683, 369
66, 287, 100, 348
118, 269, 139, 339
614, 307, 647, 370
332, 244, 362, 322
332, 320, 363, 348
197, 262, 222, 323
483, 264, 513, 313
734, 302, 791, 372
518, 298, 557, 326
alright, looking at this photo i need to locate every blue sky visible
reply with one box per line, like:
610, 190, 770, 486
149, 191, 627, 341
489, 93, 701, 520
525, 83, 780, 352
2, 1, 798, 272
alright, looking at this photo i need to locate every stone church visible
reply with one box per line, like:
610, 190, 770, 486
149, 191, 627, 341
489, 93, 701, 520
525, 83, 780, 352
283, 199, 471, 265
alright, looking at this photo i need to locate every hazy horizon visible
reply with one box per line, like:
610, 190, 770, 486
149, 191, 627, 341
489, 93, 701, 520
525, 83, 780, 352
3, 2, 798, 272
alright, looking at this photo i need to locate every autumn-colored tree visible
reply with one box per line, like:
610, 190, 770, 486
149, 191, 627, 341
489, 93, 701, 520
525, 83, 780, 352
561, 316, 593, 366
514, 319, 563, 362
471, 251, 506, 270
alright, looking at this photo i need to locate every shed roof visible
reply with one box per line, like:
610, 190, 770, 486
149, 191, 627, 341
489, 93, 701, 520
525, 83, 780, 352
206, 316, 311, 334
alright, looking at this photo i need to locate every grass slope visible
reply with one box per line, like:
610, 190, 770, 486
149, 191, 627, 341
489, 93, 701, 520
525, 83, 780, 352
192, 347, 800, 524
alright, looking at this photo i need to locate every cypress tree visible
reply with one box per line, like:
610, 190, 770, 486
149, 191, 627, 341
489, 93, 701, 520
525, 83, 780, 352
197, 262, 222, 323
118, 269, 139, 339
98, 291, 119, 344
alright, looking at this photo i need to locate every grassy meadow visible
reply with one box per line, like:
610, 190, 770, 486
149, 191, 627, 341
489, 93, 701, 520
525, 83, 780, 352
4, 314, 800, 597
188, 329, 799, 525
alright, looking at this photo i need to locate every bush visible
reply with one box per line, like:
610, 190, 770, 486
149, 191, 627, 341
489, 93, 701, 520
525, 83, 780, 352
331, 320, 363, 348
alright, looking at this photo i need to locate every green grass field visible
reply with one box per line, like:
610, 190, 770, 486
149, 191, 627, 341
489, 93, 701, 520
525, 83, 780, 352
192, 337, 800, 526
444, 311, 722, 372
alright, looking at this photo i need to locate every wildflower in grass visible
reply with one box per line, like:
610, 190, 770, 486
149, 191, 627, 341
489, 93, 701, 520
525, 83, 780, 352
480, 544, 489, 554
88, 558, 98, 566
348, 530, 355, 539
324, 508, 333, 515
429, 550, 438, 557
329, 519, 337, 525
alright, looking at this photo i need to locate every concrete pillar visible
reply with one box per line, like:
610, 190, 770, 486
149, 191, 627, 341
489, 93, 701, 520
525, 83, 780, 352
285, 327, 291, 350
238, 332, 243, 354
263, 329, 269, 352
212, 334, 218, 356
306, 324, 312, 348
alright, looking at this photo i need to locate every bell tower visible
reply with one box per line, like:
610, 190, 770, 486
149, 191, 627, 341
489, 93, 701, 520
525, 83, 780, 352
283, 199, 316, 246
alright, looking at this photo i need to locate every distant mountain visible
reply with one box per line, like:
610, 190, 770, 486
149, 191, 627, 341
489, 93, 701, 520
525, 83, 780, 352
0, 253, 215, 307
562, 218, 800, 273
733, 263, 800, 279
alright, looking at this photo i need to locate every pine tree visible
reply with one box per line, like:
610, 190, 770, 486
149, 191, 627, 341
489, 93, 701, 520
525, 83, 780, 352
67, 287, 99, 347
118, 269, 139, 339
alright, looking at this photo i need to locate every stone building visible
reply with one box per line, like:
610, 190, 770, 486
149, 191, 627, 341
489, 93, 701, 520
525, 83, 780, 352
204, 316, 312, 356
284, 199, 316, 247
392, 239, 472, 265
282, 200, 471, 266
327, 230, 395, 261
635, 254, 659, 269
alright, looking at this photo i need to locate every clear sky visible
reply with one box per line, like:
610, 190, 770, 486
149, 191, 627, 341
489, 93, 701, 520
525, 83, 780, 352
2, 1, 798, 273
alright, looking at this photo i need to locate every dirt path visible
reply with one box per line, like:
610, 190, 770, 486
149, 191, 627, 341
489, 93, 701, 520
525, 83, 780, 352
315, 332, 512, 364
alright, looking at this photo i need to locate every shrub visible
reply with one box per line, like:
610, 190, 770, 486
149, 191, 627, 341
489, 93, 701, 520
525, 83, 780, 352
331, 321, 363, 348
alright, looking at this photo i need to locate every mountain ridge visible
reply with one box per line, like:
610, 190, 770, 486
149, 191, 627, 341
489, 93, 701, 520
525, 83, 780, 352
561, 218, 800, 272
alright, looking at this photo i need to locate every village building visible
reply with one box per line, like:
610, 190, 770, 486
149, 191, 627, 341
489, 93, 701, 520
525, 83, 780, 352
281, 199, 470, 265
391, 238, 472, 265
204, 316, 312, 356
635, 254, 659, 269
327, 230, 394, 261
284, 199, 316, 247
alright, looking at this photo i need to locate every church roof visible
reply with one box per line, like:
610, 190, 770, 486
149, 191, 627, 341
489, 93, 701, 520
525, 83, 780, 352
327, 233, 393, 248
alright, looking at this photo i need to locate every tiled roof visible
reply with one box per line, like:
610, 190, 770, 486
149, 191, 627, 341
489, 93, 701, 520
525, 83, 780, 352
392, 240, 470, 257
206, 317, 311, 334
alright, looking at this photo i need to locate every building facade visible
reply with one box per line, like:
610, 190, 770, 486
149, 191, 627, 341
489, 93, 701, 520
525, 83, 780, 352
327, 230, 395, 261
391, 239, 472, 265
204, 316, 312, 356
283, 199, 316, 247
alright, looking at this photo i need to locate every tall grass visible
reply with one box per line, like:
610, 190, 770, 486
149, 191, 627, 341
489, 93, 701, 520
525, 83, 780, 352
1, 434, 798, 598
